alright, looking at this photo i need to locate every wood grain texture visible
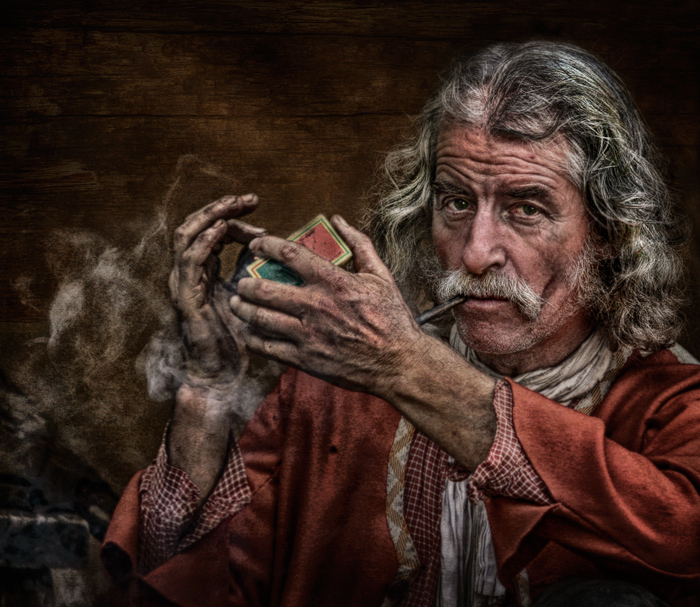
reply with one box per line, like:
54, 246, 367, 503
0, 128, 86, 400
0, 3, 698, 600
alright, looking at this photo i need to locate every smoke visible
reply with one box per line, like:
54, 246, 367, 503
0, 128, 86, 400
136, 324, 184, 402
0, 155, 249, 606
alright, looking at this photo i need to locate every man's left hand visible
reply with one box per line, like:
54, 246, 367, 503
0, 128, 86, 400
229, 215, 425, 399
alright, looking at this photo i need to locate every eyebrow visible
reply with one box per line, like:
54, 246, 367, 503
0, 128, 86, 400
432, 179, 471, 197
432, 180, 554, 205
504, 185, 551, 200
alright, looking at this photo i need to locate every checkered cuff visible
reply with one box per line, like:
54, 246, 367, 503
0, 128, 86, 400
138, 428, 251, 572
466, 380, 553, 505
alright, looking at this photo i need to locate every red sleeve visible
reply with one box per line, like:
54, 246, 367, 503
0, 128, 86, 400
486, 362, 700, 598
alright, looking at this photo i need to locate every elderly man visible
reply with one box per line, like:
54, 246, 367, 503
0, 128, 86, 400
103, 42, 700, 606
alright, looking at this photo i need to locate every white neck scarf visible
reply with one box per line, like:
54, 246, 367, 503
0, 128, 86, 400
450, 327, 632, 412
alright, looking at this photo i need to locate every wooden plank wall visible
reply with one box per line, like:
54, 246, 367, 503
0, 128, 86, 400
0, 1, 697, 602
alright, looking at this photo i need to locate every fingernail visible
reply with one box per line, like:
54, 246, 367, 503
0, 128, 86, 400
334, 214, 349, 227
215, 219, 225, 227
241, 193, 257, 203
249, 237, 260, 250
229, 294, 240, 307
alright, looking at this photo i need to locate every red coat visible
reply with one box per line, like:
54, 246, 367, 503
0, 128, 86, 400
103, 349, 700, 606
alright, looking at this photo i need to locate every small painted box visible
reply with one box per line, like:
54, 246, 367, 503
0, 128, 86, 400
246, 215, 353, 286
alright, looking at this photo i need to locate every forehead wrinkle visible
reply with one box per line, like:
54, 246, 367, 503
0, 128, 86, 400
435, 157, 564, 196
436, 124, 576, 186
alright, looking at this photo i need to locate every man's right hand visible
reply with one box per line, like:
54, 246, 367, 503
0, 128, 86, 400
167, 194, 284, 500
169, 193, 263, 387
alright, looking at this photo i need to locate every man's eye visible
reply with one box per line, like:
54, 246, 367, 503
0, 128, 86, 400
516, 204, 539, 216
451, 198, 471, 211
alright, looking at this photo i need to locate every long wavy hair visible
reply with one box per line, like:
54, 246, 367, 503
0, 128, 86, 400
365, 41, 688, 351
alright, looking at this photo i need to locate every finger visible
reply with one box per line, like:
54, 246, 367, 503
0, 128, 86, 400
173, 193, 259, 255
243, 328, 299, 366
181, 219, 228, 270
220, 218, 268, 245
211, 284, 246, 335
178, 222, 226, 300
237, 277, 307, 317
230, 294, 303, 338
331, 215, 395, 283
248, 235, 338, 285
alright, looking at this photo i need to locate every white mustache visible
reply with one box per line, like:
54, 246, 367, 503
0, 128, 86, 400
435, 269, 545, 320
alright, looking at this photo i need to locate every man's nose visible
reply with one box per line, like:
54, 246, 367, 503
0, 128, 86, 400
460, 211, 507, 275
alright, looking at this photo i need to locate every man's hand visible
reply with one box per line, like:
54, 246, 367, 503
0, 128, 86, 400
169, 193, 263, 387
229, 215, 425, 400
167, 194, 285, 499
229, 215, 497, 470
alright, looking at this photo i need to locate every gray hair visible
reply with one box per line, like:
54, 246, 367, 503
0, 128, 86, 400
365, 41, 688, 351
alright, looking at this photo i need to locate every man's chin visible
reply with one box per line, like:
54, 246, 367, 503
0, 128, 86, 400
454, 315, 540, 356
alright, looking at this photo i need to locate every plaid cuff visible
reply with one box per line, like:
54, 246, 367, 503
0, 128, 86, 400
138, 428, 252, 572
179, 436, 251, 550
467, 380, 553, 505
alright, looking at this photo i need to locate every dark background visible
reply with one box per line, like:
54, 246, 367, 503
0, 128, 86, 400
0, 1, 698, 605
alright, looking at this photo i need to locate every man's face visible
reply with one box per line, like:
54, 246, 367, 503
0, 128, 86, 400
431, 125, 593, 373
